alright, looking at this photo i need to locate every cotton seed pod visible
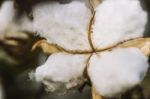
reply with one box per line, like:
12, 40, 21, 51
92, 0, 147, 50
35, 53, 90, 92
32, 1, 93, 51
88, 48, 149, 97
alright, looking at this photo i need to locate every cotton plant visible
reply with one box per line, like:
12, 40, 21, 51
32, 0, 150, 98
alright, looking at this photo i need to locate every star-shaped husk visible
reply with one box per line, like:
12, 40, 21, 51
32, 0, 150, 99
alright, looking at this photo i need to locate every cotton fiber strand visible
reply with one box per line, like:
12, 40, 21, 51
88, 48, 149, 97
92, 0, 147, 49
33, 1, 92, 51
35, 53, 89, 92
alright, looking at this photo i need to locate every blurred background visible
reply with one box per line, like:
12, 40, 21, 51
0, 0, 150, 99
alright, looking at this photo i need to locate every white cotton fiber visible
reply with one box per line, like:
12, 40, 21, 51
33, 1, 92, 51
88, 48, 149, 97
92, 0, 147, 50
35, 53, 89, 92
0, 1, 15, 37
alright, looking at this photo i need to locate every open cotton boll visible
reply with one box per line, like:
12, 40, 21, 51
92, 0, 147, 50
0, 1, 16, 38
33, 1, 92, 51
88, 48, 149, 97
35, 53, 89, 92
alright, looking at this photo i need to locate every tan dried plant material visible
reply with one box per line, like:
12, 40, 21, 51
32, 38, 150, 57
117, 38, 150, 56
89, 0, 102, 10
32, 40, 61, 54
92, 87, 103, 99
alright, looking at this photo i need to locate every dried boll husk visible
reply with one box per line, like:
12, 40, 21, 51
35, 52, 90, 93
88, 48, 149, 98
32, 1, 93, 51
92, 0, 148, 50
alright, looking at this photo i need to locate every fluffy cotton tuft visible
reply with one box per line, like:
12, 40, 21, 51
88, 48, 149, 97
33, 1, 92, 51
92, 0, 147, 49
35, 53, 89, 92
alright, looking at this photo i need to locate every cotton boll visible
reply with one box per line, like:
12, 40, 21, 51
88, 48, 149, 97
0, 1, 16, 38
35, 53, 90, 92
33, 1, 92, 51
92, 0, 148, 50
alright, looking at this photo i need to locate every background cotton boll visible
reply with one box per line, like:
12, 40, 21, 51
33, 1, 92, 51
0, 1, 16, 39
0, 1, 33, 38
9, 15, 33, 33
92, 0, 148, 50
88, 48, 149, 97
35, 53, 90, 92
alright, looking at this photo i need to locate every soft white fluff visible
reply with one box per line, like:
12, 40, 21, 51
35, 53, 89, 92
0, 1, 15, 38
92, 0, 147, 49
33, 1, 92, 51
88, 48, 149, 97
